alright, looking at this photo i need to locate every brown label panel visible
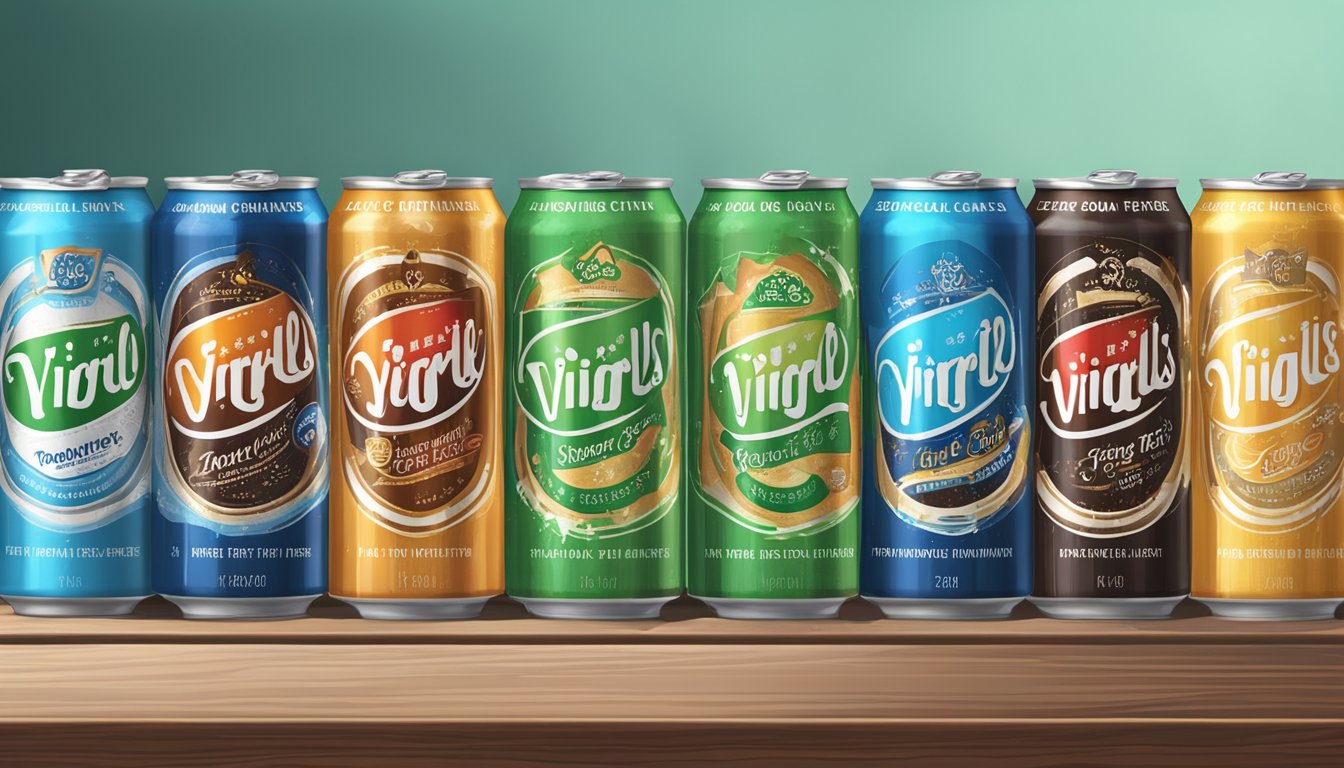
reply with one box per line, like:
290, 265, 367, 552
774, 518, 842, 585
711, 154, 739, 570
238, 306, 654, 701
163, 249, 322, 521
1036, 239, 1186, 537
338, 248, 493, 535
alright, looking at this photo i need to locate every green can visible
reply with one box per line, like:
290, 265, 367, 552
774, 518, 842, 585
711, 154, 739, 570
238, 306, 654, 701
505, 171, 685, 619
688, 171, 860, 619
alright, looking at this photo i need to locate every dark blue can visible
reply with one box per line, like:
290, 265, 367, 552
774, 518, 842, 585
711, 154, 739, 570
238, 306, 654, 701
0, 170, 154, 616
859, 171, 1033, 619
151, 171, 328, 619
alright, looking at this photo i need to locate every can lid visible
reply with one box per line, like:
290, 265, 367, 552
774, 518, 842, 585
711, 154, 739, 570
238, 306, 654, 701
1200, 171, 1344, 190
341, 170, 493, 190
0, 169, 148, 191
164, 170, 319, 191
519, 171, 673, 190
701, 170, 848, 190
871, 170, 1018, 190
1033, 170, 1178, 189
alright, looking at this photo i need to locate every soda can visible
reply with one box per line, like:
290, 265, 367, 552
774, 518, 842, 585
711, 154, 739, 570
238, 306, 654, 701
328, 171, 503, 620
859, 171, 1034, 619
1027, 170, 1191, 620
1191, 171, 1344, 620
0, 170, 153, 616
152, 170, 329, 619
505, 171, 684, 619
687, 170, 860, 619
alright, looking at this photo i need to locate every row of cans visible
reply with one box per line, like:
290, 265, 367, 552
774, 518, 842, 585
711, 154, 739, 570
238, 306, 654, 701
0, 167, 1337, 621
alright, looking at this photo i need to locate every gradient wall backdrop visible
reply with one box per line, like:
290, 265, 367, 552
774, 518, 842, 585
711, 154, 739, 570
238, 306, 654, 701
2, 0, 1341, 211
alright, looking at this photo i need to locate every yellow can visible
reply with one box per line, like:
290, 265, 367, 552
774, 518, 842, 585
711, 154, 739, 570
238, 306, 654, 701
327, 171, 504, 619
1191, 172, 1344, 619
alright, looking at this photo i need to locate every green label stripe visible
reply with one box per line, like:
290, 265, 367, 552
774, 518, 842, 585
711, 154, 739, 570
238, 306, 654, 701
718, 411, 851, 471
570, 256, 621, 284
524, 410, 671, 515
518, 295, 669, 436
742, 269, 813, 310
717, 247, 852, 294
3, 314, 146, 432
698, 246, 859, 525
709, 315, 851, 437
514, 246, 678, 522
734, 471, 830, 514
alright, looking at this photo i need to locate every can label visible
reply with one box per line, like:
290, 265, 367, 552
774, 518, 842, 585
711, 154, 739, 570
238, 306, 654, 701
1037, 241, 1185, 536
160, 244, 326, 533
0, 246, 148, 530
1200, 246, 1341, 532
337, 247, 492, 535
512, 241, 679, 538
698, 250, 857, 534
872, 244, 1030, 534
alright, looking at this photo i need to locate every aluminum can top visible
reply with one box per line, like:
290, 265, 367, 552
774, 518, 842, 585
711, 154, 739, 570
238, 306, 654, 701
518, 170, 672, 190
164, 169, 318, 191
871, 170, 1017, 190
1199, 171, 1344, 190
340, 169, 492, 190
0, 169, 147, 190
1033, 169, 1178, 190
701, 169, 847, 190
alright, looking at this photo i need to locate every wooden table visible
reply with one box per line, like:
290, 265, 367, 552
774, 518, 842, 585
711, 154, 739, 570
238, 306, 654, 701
0, 596, 1339, 766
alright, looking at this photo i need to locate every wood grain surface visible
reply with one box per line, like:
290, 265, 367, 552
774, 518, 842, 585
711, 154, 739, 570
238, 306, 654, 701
3, 722, 1342, 768
1, 596, 1340, 766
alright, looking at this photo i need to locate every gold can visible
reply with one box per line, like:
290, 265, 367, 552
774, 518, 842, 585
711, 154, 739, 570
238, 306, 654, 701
1191, 172, 1344, 619
327, 171, 503, 618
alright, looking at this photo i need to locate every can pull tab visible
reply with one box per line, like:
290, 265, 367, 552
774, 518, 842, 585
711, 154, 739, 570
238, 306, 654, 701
231, 170, 281, 189
1087, 170, 1139, 187
1253, 171, 1309, 188
394, 170, 449, 187
758, 170, 810, 188
540, 170, 626, 185
52, 169, 111, 190
929, 170, 982, 187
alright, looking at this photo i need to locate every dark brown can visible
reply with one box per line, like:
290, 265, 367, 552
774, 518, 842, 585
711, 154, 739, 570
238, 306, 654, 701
1029, 170, 1190, 619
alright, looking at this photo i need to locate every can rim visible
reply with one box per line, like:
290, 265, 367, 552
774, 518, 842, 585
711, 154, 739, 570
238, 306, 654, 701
702, 170, 848, 190
1200, 171, 1344, 190
519, 171, 673, 190
164, 170, 319, 191
1034, 170, 1178, 189
0, 169, 148, 191
871, 170, 1018, 190
341, 170, 493, 190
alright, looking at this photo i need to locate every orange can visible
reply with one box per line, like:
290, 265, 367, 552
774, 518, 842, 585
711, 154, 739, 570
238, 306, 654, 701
1191, 172, 1344, 619
328, 170, 503, 619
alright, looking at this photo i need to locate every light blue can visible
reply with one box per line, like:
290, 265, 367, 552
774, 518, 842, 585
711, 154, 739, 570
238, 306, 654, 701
0, 170, 154, 616
859, 171, 1034, 619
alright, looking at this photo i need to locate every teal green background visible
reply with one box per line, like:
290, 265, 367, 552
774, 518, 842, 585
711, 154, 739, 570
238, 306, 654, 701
2, 0, 1340, 211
